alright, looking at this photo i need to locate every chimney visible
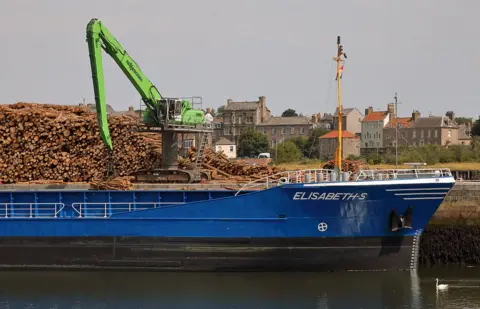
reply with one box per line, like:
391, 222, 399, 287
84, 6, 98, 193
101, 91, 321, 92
412, 110, 420, 121
387, 103, 395, 122
364, 106, 373, 116
445, 111, 455, 121
128, 106, 134, 112
206, 107, 212, 114
311, 115, 318, 124
259, 96, 266, 122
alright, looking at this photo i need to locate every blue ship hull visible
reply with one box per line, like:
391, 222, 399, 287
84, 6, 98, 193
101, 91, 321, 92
0, 176, 454, 271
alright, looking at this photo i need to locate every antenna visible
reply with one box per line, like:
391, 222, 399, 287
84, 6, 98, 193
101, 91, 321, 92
393, 92, 402, 169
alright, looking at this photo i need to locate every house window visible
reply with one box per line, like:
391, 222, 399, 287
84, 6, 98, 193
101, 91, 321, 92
281, 127, 286, 135
427, 129, 431, 138
229, 146, 234, 152
183, 140, 193, 148
232, 127, 236, 135
434, 130, 438, 138
272, 128, 276, 136
420, 130, 424, 138
290, 127, 295, 134
263, 128, 267, 134
272, 139, 276, 147
238, 116, 242, 124
448, 129, 452, 138
224, 127, 230, 135
300, 128, 305, 135
412, 130, 416, 138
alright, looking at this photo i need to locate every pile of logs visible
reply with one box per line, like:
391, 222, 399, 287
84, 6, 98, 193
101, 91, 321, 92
0, 102, 160, 183
178, 147, 282, 180
321, 159, 369, 174
90, 176, 133, 190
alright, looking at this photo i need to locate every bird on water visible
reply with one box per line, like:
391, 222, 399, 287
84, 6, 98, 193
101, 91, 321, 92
436, 278, 448, 290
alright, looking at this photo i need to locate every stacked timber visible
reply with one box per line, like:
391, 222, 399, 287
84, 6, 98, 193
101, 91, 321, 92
90, 176, 133, 190
321, 159, 369, 174
0, 102, 160, 183
178, 147, 283, 180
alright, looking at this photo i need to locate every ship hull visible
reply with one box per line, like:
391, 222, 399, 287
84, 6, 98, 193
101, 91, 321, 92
0, 176, 454, 272
0, 235, 418, 271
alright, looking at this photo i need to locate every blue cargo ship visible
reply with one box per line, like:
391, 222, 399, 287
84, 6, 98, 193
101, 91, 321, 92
0, 168, 454, 271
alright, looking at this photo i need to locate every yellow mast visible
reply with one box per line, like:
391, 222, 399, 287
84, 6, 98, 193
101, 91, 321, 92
333, 36, 347, 172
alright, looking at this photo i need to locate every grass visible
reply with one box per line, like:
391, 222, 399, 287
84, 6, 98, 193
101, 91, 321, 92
276, 160, 480, 171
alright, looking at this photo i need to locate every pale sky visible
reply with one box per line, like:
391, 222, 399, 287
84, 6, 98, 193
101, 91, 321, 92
1, 0, 478, 118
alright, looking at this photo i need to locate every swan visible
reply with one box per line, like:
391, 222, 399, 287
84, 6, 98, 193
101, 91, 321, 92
436, 278, 448, 290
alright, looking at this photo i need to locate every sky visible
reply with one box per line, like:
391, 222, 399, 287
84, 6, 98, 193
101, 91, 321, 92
0, 0, 478, 118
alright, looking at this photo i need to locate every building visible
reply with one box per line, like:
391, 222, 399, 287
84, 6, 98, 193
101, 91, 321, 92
214, 137, 236, 159
212, 116, 224, 144
360, 106, 390, 155
318, 130, 360, 160
382, 111, 418, 148
221, 96, 271, 143
458, 123, 472, 145
256, 116, 313, 147
332, 107, 363, 135
383, 111, 459, 148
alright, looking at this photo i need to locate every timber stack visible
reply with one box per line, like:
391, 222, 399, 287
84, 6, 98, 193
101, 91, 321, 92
321, 159, 369, 176
178, 147, 283, 180
0, 102, 159, 183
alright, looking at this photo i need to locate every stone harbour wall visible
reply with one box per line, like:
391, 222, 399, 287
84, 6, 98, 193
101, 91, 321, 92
420, 181, 480, 265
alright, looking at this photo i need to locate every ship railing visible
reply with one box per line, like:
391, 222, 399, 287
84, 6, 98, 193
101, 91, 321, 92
0, 203, 66, 218
355, 168, 453, 181
71, 202, 184, 218
235, 169, 335, 196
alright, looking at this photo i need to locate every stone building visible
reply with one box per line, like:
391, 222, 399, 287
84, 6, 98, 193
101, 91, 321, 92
221, 96, 271, 143
214, 137, 236, 159
383, 111, 459, 147
256, 116, 313, 147
318, 130, 360, 160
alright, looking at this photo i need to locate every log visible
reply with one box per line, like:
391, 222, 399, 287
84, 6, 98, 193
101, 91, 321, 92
0, 102, 161, 184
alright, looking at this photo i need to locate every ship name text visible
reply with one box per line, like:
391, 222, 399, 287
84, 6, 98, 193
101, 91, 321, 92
292, 192, 368, 201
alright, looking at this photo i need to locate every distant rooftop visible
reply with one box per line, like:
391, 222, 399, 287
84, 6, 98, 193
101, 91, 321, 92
362, 111, 389, 122
224, 101, 259, 111
333, 107, 362, 117
412, 116, 458, 128
215, 137, 235, 145
319, 130, 357, 139
258, 116, 312, 126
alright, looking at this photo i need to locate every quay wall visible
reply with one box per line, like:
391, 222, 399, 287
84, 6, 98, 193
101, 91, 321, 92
421, 181, 480, 266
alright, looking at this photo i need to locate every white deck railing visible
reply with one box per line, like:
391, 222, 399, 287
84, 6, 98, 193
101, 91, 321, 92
235, 167, 453, 196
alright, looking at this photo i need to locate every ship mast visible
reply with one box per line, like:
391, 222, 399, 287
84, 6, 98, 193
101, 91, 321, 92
333, 36, 347, 173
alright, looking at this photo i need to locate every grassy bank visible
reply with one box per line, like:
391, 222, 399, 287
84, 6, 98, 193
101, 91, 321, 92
277, 160, 480, 171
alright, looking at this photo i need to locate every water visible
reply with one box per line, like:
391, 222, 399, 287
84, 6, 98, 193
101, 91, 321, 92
0, 267, 479, 309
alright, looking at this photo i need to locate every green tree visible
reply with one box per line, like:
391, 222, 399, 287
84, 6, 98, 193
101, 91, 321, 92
216, 105, 225, 117
304, 127, 330, 158
281, 109, 298, 117
455, 117, 473, 125
273, 141, 302, 163
472, 117, 480, 136
237, 128, 269, 157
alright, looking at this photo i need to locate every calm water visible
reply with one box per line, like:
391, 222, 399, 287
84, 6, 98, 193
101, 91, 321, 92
0, 267, 479, 309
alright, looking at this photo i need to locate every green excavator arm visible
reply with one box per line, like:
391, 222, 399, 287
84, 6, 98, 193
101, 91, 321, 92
86, 18, 163, 151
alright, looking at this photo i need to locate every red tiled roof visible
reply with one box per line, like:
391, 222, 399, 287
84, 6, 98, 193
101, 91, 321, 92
386, 117, 413, 128
319, 130, 357, 139
363, 111, 388, 122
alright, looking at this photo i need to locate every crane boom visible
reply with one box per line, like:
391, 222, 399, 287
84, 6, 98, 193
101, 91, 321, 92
86, 18, 162, 150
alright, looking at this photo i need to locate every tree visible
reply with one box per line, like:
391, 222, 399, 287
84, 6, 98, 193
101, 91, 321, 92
455, 117, 473, 125
305, 127, 330, 158
281, 109, 298, 117
237, 128, 269, 157
472, 117, 480, 136
273, 141, 302, 163
216, 105, 225, 117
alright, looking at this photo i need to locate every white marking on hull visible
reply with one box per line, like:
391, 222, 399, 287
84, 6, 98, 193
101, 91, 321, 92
302, 177, 455, 187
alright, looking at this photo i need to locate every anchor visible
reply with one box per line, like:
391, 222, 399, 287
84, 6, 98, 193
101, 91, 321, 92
390, 207, 413, 232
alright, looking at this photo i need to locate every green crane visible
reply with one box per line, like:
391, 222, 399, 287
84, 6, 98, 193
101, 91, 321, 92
86, 18, 212, 183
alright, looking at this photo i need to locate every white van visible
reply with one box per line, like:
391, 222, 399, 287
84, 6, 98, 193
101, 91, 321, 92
258, 153, 271, 159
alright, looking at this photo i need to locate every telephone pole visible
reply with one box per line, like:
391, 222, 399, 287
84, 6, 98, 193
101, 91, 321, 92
393, 93, 402, 168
